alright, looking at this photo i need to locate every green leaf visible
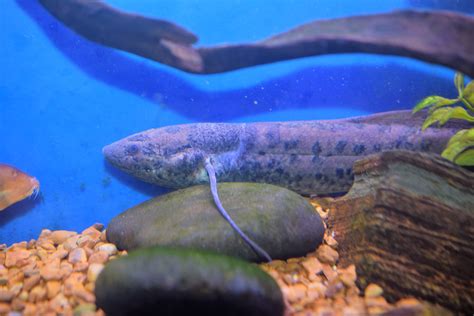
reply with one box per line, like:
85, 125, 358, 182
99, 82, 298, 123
412, 95, 458, 113
462, 80, 474, 106
453, 148, 474, 166
422, 107, 474, 130
454, 72, 465, 96
441, 128, 474, 164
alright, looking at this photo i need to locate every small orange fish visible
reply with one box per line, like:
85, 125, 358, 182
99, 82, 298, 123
0, 164, 40, 211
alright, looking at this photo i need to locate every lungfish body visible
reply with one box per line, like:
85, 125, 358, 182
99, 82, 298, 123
103, 110, 462, 196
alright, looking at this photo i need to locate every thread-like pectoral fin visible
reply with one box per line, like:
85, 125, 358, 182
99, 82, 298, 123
204, 158, 272, 262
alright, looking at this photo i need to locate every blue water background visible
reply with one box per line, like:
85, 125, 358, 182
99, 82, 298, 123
1, 0, 471, 244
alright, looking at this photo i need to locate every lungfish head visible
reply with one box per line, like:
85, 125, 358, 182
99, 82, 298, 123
102, 123, 244, 189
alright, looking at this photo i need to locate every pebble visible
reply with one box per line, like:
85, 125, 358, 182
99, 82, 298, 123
0, 224, 120, 315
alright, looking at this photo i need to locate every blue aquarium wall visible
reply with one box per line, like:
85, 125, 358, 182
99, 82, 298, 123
0, 0, 468, 244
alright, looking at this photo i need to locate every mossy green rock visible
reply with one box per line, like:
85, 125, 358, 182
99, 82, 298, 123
107, 182, 325, 262
95, 247, 284, 316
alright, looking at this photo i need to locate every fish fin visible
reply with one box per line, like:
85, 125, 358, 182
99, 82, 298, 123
344, 109, 471, 129
204, 158, 272, 262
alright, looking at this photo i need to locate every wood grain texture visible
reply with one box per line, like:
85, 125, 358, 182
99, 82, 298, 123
326, 151, 474, 314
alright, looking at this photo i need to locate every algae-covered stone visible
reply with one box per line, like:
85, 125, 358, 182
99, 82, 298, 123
95, 247, 284, 316
107, 183, 325, 262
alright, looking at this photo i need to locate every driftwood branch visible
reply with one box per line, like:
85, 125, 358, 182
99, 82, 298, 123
39, 0, 474, 77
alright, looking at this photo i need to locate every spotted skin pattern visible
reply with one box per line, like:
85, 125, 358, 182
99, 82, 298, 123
103, 111, 463, 196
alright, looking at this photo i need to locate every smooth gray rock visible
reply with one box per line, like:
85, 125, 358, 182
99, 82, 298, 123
107, 182, 325, 262
95, 247, 285, 316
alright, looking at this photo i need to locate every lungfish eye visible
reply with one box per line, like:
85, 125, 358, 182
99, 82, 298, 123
126, 144, 140, 155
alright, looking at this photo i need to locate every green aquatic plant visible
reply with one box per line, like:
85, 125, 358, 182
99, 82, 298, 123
413, 72, 474, 166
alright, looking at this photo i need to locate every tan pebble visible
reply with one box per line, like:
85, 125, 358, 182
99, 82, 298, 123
50, 230, 77, 245
301, 257, 323, 276
23, 274, 41, 291
0, 302, 11, 314
63, 235, 81, 251
395, 297, 423, 308
325, 281, 344, 298
282, 273, 300, 285
23, 303, 38, 316
284, 284, 306, 303
11, 297, 26, 311
82, 226, 102, 241
8, 270, 24, 287
100, 229, 107, 242
50, 249, 69, 260
119, 250, 127, 256
40, 265, 62, 281
60, 261, 73, 280
322, 264, 338, 282
306, 286, 323, 300
37, 239, 56, 251
85, 282, 95, 292
5, 248, 31, 268
39, 229, 52, 238
9, 282, 23, 296
34, 248, 48, 262
88, 251, 109, 265
18, 290, 28, 301
316, 245, 339, 265
93, 242, 105, 251
63, 272, 86, 296
29, 285, 47, 303
77, 235, 97, 249
68, 248, 87, 264
49, 293, 70, 313
365, 296, 389, 308
108, 255, 118, 261
87, 263, 104, 283
72, 285, 95, 303
97, 243, 117, 256
46, 280, 61, 299
12, 241, 28, 249
27, 239, 36, 249
324, 235, 338, 249
0, 289, 14, 302
339, 264, 357, 288
365, 283, 383, 298
74, 262, 89, 272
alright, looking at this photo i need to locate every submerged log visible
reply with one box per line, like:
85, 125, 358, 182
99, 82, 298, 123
326, 151, 474, 314
39, 0, 474, 77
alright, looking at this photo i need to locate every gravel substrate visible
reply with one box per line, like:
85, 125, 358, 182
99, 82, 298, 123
0, 202, 442, 316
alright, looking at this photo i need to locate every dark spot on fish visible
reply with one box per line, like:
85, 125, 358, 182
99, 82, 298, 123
267, 159, 276, 169
353, 144, 366, 155
314, 173, 322, 180
258, 151, 266, 155
335, 141, 347, 154
290, 154, 298, 163
336, 168, 344, 179
346, 168, 352, 176
284, 140, 299, 151
265, 130, 280, 149
312, 142, 322, 162
125, 144, 139, 155
421, 139, 432, 151
275, 168, 284, 176
373, 144, 382, 152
